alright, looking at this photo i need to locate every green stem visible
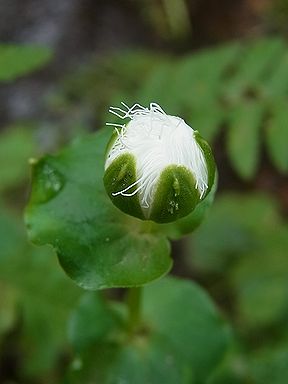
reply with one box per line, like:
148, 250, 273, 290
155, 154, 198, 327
126, 286, 142, 332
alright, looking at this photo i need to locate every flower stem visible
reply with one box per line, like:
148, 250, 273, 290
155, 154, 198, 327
126, 286, 142, 332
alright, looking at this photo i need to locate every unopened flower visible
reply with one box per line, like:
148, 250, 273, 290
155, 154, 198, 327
103, 102, 215, 223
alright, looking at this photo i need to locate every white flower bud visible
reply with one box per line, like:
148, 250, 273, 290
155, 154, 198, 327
103, 102, 215, 223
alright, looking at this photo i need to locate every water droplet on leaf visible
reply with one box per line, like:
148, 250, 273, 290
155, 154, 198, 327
71, 357, 82, 371
32, 162, 65, 204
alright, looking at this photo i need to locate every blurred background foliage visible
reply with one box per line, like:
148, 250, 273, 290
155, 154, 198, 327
1, 0, 288, 383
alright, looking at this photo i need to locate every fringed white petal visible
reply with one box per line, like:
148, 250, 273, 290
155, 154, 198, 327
105, 102, 209, 216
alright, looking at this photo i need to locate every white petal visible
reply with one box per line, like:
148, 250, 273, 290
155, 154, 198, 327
105, 103, 208, 215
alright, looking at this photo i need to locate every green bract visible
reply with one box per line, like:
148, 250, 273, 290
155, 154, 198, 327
104, 102, 215, 223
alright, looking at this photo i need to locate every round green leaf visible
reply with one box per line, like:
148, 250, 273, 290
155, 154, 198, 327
143, 277, 231, 383
67, 277, 231, 384
68, 292, 122, 352
69, 337, 191, 384
25, 129, 172, 290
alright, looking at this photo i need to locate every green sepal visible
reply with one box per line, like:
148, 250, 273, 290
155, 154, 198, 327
149, 165, 200, 224
104, 128, 118, 159
103, 153, 145, 220
157, 174, 218, 240
194, 131, 216, 196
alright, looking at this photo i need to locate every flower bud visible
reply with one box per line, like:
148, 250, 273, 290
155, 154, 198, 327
103, 102, 215, 224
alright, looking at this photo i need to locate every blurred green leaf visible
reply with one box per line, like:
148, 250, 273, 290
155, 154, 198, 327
249, 345, 288, 384
67, 277, 231, 384
0, 200, 25, 258
0, 282, 18, 343
227, 101, 263, 179
143, 277, 231, 383
188, 193, 281, 273
57, 36, 288, 178
207, 351, 247, 384
188, 192, 288, 330
189, 198, 253, 273
189, 102, 224, 142
60, 50, 162, 123
266, 98, 288, 173
137, 61, 176, 112
0, 127, 36, 192
69, 337, 191, 384
0, 44, 52, 82
176, 42, 240, 108
68, 292, 121, 352
0, 202, 81, 378
230, 227, 288, 329
262, 50, 288, 97
224, 38, 285, 100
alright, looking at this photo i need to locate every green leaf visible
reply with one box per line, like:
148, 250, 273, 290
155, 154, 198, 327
69, 337, 191, 384
25, 128, 172, 290
188, 193, 280, 273
61, 50, 161, 118
134, 43, 239, 143
0, 201, 25, 259
0, 44, 53, 82
227, 101, 263, 179
262, 50, 288, 97
175, 42, 240, 108
188, 195, 255, 273
0, 127, 36, 191
143, 277, 231, 383
207, 352, 246, 384
230, 227, 288, 329
224, 38, 285, 100
68, 292, 122, 352
0, 282, 18, 343
0, 202, 81, 379
67, 277, 231, 384
189, 102, 223, 142
18, 251, 80, 378
249, 346, 288, 384
266, 98, 288, 173
137, 62, 178, 113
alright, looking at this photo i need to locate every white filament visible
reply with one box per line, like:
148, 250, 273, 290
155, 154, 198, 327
105, 102, 208, 216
